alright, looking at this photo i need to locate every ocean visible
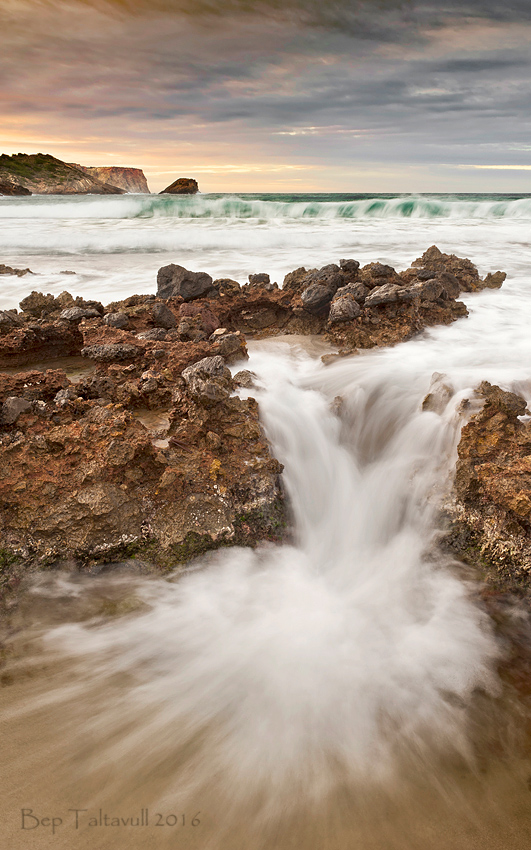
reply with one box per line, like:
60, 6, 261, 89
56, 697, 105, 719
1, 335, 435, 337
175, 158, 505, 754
1, 192, 530, 312
2, 192, 531, 849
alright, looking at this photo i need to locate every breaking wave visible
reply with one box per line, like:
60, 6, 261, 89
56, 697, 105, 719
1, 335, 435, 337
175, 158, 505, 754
1, 193, 531, 222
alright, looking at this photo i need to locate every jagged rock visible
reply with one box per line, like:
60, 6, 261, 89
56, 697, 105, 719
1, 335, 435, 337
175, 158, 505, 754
339, 259, 360, 275
210, 329, 248, 363
0, 310, 24, 330
103, 312, 130, 329
364, 283, 401, 307
333, 282, 369, 303
283, 267, 310, 294
160, 177, 199, 195
79, 299, 104, 315
181, 355, 233, 406
483, 271, 506, 289
307, 263, 344, 292
328, 295, 361, 324
1, 397, 31, 425
213, 278, 241, 296
416, 269, 436, 281
81, 344, 141, 362
0, 264, 32, 277
407, 279, 444, 302
437, 272, 461, 299
19, 291, 57, 317
240, 308, 278, 329
60, 307, 101, 322
233, 370, 257, 389
248, 273, 270, 286
422, 372, 454, 413
157, 264, 215, 301
0, 369, 68, 402
364, 262, 396, 278
301, 283, 335, 316
412, 245, 481, 292
179, 302, 220, 336
54, 386, 80, 403
137, 328, 168, 341
445, 382, 531, 589
152, 303, 177, 329
176, 317, 206, 342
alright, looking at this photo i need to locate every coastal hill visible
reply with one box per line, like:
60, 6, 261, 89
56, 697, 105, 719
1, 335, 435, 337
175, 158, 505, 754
72, 164, 150, 193
0, 153, 196, 195
0, 153, 125, 195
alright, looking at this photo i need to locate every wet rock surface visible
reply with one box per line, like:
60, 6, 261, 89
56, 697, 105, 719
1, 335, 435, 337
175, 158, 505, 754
0, 245, 507, 597
444, 382, 531, 593
0, 264, 33, 277
0, 292, 285, 596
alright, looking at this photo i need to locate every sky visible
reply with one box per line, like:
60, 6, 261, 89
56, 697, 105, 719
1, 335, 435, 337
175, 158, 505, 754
1, 0, 531, 192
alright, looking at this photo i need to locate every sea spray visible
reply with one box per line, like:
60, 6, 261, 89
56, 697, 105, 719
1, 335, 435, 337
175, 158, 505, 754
34, 340, 499, 807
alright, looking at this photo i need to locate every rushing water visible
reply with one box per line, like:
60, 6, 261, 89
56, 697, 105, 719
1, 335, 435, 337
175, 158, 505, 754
2, 194, 531, 848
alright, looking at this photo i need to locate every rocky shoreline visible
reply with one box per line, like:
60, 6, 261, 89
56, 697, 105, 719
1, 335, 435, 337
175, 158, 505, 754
0, 245, 520, 607
444, 382, 531, 594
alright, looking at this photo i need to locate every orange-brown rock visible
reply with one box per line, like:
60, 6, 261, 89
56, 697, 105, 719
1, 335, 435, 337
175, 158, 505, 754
444, 382, 531, 591
0, 369, 68, 403
0, 322, 84, 368
0, 352, 284, 584
410, 245, 506, 293
0, 247, 508, 598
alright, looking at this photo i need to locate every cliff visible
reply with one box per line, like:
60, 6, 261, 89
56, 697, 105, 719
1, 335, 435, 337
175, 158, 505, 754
160, 177, 199, 195
0, 153, 125, 195
0, 179, 31, 196
73, 165, 150, 193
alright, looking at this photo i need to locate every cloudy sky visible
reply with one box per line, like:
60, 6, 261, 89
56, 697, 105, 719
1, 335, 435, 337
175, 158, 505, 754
1, 0, 531, 192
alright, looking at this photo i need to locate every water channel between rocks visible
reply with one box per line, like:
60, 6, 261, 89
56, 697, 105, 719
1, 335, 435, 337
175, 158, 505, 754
2, 326, 531, 849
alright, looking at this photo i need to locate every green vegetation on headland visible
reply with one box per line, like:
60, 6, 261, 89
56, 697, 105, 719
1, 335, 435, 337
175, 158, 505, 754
0, 153, 125, 195
0, 152, 196, 195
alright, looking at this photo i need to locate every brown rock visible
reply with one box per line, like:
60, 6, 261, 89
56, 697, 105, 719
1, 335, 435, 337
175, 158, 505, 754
482, 271, 507, 289
283, 267, 310, 294
445, 381, 531, 590
328, 295, 361, 324
0, 264, 32, 277
160, 177, 199, 195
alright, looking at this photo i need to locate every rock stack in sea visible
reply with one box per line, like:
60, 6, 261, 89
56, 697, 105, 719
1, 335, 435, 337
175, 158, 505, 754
160, 178, 199, 195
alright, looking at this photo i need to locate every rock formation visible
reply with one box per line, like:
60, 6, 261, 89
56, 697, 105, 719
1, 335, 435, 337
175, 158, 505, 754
0, 264, 32, 277
0, 153, 125, 195
73, 165, 150, 193
444, 382, 531, 593
160, 177, 199, 195
0, 246, 508, 600
0, 180, 31, 196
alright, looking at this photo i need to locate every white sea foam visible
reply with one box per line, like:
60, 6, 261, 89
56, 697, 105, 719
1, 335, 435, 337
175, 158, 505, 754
38, 337, 504, 806
1, 192, 530, 310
